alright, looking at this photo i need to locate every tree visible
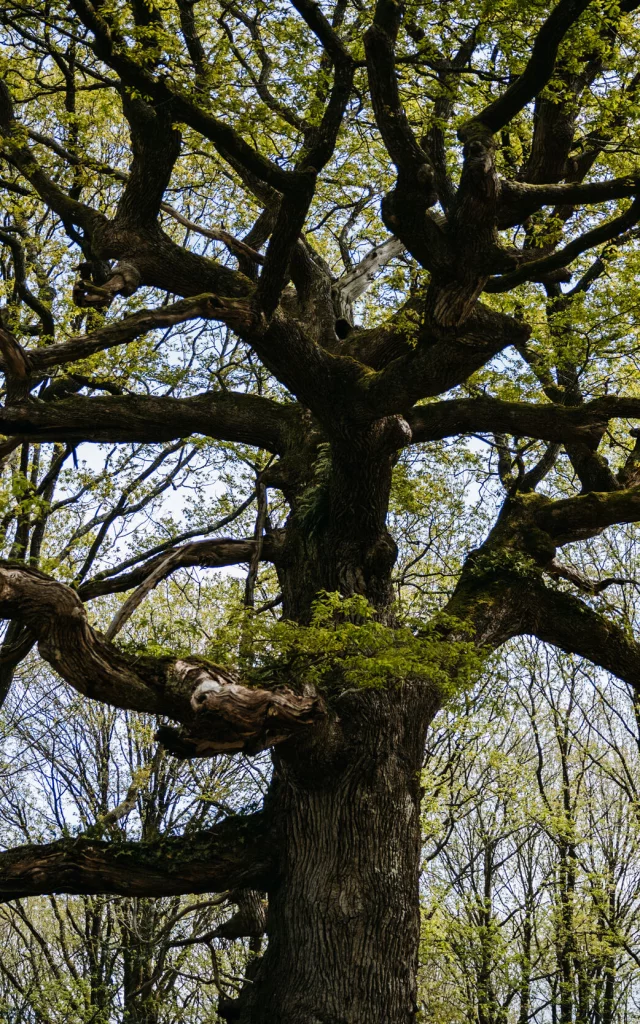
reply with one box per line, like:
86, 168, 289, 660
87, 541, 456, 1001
3, 0, 640, 1018
419, 644, 640, 1024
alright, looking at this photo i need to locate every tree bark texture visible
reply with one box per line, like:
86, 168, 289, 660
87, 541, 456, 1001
234, 688, 439, 1024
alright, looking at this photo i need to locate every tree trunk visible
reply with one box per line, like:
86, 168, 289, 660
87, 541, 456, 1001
235, 687, 438, 1024
517, 891, 533, 1024
223, 435, 437, 1022
601, 956, 615, 1024
121, 899, 160, 1024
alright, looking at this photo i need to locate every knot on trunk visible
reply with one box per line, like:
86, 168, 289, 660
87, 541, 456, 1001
72, 261, 141, 309
157, 661, 326, 758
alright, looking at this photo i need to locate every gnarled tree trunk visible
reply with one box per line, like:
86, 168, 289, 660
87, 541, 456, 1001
6, 0, 640, 1019
238, 689, 438, 1024
224, 492, 440, 1023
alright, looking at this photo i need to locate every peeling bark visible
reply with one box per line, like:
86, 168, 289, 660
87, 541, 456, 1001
157, 667, 327, 757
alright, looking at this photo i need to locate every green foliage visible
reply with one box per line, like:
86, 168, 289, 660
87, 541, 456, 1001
204, 591, 485, 698
468, 548, 540, 581
294, 442, 333, 539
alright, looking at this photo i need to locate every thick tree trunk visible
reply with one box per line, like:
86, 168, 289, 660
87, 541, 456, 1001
221, 433, 437, 1022
235, 687, 438, 1024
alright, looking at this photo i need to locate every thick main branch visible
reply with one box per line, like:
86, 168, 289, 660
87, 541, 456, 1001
0, 563, 326, 754
0, 813, 273, 901
406, 394, 640, 448
0, 390, 296, 453
448, 570, 640, 694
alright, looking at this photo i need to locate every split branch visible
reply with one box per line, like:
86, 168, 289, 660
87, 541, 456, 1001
334, 237, 405, 307
79, 535, 281, 602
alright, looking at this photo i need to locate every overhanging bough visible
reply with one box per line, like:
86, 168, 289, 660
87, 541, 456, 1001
0, 562, 327, 754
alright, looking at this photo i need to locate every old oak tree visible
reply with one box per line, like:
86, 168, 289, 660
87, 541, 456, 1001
3, 0, 640, 1019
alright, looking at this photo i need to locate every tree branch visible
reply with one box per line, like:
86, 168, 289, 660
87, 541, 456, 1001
405, 394, 640, 448
515, 580, 640, 692
0, 813, 273, 901
0, 562, 326, 752
79, 535, 282, 601
546, 558, 636, 594
0, 81, 105, 235
0, 229, 55, 337
446, 569, 640, 695
464, 0, 594, 136
290, 0, 352, 64
78, 494, 258, 593
535, 486, 640, 545
160, 204, 264, 265
486, 197, 640, 292
0, 326, 31, 381
0, 390, 297, 454
21, 295, 234, 372
497, 175, 640, 229
419, 27, 478, 211
69, 0, 306, 195
255, 6, 354, 317
364, 2, 434, 184
365, 303, 531, 413
24, 129, 266, 267
116, 93, 182, 229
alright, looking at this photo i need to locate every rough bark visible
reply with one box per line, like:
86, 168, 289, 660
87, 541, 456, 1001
231, 687, 440, 1024
0, 813, 273, 901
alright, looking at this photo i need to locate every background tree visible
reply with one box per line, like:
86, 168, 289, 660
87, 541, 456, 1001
419, 642, 640, 1024
4, 0, 640, 1020
0, 587, 269, 1024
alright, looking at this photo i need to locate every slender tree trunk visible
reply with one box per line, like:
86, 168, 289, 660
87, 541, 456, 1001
575, 950, 590, 1024
477, 842, 501, 1024
85, 897, 111, 1018
557, 723, 577, 1024
601, 957, 615, 1024
235, 687, 438, 1024
517, 865, 534, 1024
121, 899, 160, 1024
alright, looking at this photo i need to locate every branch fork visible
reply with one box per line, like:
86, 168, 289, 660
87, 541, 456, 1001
72, 260, 142, 308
